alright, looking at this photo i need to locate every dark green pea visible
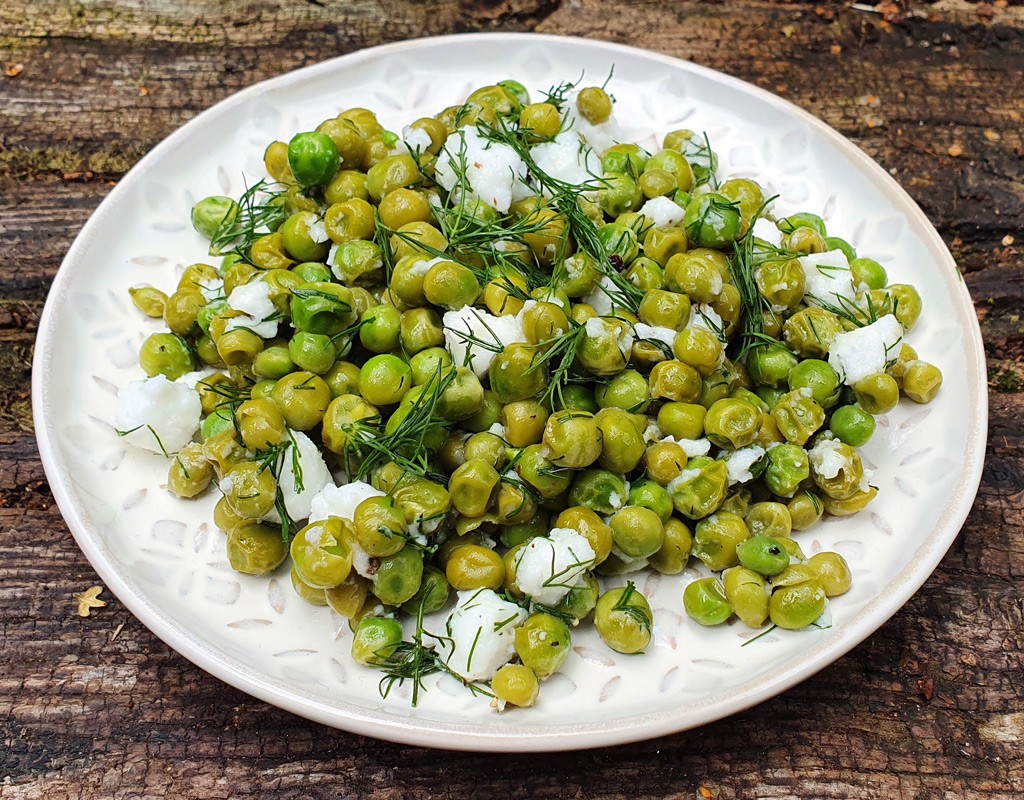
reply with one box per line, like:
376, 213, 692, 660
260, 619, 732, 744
292, 261, 333, 283
351, 617, 404, 666
736, 535, 790, 576
683, 577, 732, 626
290, 282, 355, 335
288, 131, 341, 187
139, 332, 194, 380
551, 384, 599, 414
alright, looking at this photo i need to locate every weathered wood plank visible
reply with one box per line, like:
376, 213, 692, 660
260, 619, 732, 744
1, 0, 1022, 797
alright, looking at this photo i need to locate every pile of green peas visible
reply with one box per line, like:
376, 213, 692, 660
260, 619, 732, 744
128, 76, 942, 710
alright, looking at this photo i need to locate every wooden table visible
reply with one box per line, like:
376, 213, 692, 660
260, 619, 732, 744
2, 1, 1022, 797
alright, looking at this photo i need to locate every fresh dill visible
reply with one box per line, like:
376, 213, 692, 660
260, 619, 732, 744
611, 580, 652, 630
524, 320, 589, 408
209, 178, 288, 260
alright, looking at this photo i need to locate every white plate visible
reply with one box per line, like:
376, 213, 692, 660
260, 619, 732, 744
33, 33, 987, 751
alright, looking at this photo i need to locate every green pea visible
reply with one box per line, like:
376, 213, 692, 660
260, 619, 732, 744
704, 397, 762, 449
292, 261, 332, 284
401, 566, 451, 616
747, 341, 799, 388
167, 442, 214, 498
324, 360, 361, 398
271, 371, 331, 430
788, 359, 841, 409
811, 441, 865, 500
400, 307, 445, 355
736, 535, 790, 576
610, 506, 665, 559
330, 239, 383, 285
598, 173, 643, 216
568, 469, 628, 516
288, 131, 341, 187
515, 613, 572, 678
236, 398, 287, 451
852, 372, 899, 414
438, 366, 484, 421
849, 257, 887, 290
692, 511, 750, 571
808, 552, 852, 597
201, 406, 234, 441
647, 149, 695, 192
129, 286, 168, 318
657, 402, 706, 440
222, 461, 277, 520
783, 307, 844, 359
288, 331, 335, 375
769, 581, 827, 630
290, 518, 353, 589
280, 211, 329, 263
771, 389, 826, 446
409, 346, 453, 385
353, 495, 408, 557
670, 457, 729, 520
627, 479, 674, 523
290, 282, 355, 335
596, 222, 640, 265
602, 143, 650, 176
722, 566, 769, 628
462, 389, 503, 433
553, 574, 600, 622
788, 491, 824, 531
251, 345, 293, 380
492, 664, 539, 708
449, 458, 501, 517
351, 617, 404, 666
139, 332, 194, 380
516, 444, 573, 500
423, 260, 481, 310
683, 193, 742, 250
357, 304, 400, 353
371, 546, 424, 605
191, 195, 239, 240
745, 502, 792, 539
596, 369, 651, 413
683, 577, 732, 626
648, 517, 692, 574
594, 583, 653, 654
359, 354, 413, 406
902, 361, 942, 404
829, 404, 876, 447
824, 236, 857, 262
226, 524, 288, 576
551, 384, 599, 414
763, 443, 810, 497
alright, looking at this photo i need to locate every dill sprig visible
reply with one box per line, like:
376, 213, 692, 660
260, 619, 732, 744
209, 178, 288, 260
612, 580, 652, 630
378, 595, 494, 706
345, 364, 457, 481
114, 424, 171, 457
524, 320, 588, 408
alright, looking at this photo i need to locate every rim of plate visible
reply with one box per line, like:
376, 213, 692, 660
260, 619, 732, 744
32, 32, 987, 752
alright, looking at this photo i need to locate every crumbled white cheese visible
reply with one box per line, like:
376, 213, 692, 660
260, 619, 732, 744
327, 242, 384, 282
582, 275, 625, 317
827, 314, 903, 385
563, 90, 623, 154
686, 304, 727, 343
225, 280, 279, 338
638, 196, 685, 229
441, 589, 528, 681
608, 544, 649, 574
643, 419, 662, 443
442, 306, 526, 378
751, 217, 783, 247
308, 480, 384, 524
799, 250, 855, 306
197, 277, 224, 302
487, 422, 507, 439
722, 445, 766, 485
434, 127, 527, 213
262, 431, 332, 524
634, 322, 678, 350
114, 375, 201, 455
513, 527, 596, 606
307, 480, 385, 578
662, 437, 712, 458
667, 467, 702, 495
808, 436, 850, 480
304, 215, 330, 244
392, 125, 433, 158
530, 131, 601, 194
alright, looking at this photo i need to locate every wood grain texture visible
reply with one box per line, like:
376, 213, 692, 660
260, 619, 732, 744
1, 1, 1022, 797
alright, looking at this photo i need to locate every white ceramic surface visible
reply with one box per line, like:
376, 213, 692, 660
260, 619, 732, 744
32, 33, 987, 752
